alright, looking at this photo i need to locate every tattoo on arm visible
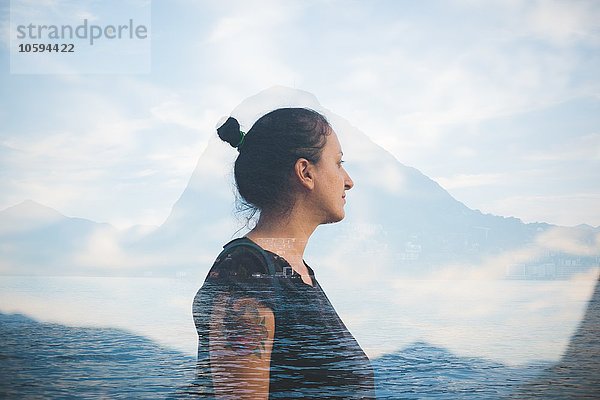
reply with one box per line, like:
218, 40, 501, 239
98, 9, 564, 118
223, 298, 269, 357
211, 295, 271, 359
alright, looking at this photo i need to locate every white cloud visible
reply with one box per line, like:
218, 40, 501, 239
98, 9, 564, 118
0, 75, 221, 226
0, 277, 201, 356
199, 0, 301, 91
150, 95, 218, 132
71, 227, 142, 270
536, 226, 600, 256
1, 0, 598, 229
524, 133, 600, 161
527, 0, 600, 45
0, 4, 9, 50
324, 1, 598, 174
484, 193, 600, 227
435, 173, 506, 190
422, 225, 600, 282
373, 226, 600, 364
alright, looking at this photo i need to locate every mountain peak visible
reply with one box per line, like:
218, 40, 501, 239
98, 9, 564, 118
0, 200, 65, 236
230, 85, 323, 130
1, 199, 64, 219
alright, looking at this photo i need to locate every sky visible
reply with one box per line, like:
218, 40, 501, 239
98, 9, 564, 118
0, 0, 599, 229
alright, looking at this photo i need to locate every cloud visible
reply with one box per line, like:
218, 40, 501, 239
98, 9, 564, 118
526, 0, 600, 45
1, 0, 598, 229
0, 277, 201, 356
380, 227, 600, 364
199, 0, 301, 91
484, 193, 600, 227
453, 0, 600, 46
435, 173, 507, 190
0, 1, 599, 372
69, 223, 211, 271
150, 95, 218, 132
536, 226, 600, 256
323, 1, 599, 171
342, 264, 600, 363
0, 2, 9, 50
382, 225, 598, 284
524, 133, 600, 161
0, 76, 217, 226
70, 226, 152, 270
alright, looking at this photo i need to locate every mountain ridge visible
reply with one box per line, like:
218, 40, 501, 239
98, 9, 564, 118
0, 87, 598, 278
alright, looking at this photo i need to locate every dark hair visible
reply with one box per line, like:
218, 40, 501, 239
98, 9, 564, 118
217, 108, 331, 226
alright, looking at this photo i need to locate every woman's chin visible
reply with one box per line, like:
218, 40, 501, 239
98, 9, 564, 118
325, 211, 345, 224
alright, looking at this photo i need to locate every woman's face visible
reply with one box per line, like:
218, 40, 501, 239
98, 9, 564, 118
312, 130, 354, 224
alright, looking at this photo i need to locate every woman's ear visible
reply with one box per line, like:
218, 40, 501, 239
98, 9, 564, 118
294, 158, 315, 190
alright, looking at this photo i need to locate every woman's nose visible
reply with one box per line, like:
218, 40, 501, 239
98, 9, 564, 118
344, 171, 354, 190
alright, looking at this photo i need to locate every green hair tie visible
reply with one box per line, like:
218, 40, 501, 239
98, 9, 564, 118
236, 131, 246, 149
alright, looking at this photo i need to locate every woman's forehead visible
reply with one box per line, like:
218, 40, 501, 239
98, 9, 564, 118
325, 130, 342, 153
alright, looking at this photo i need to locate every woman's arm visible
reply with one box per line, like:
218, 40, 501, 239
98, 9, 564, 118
209, 294, 275, 399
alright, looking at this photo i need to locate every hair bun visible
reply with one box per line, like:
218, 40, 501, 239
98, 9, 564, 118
216, 116, 245, 150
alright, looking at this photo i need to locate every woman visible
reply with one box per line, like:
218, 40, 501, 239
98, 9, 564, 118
192, 108, 375, 399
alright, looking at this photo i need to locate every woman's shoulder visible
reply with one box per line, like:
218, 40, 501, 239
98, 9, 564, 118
206, 238, 271, 280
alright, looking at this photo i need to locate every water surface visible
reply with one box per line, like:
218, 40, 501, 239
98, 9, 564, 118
0, 274, 597, 398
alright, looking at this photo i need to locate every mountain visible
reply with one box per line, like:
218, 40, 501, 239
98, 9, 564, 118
136, 86, 598, 281
0, 200, 116, 275
1, 86, 598, 278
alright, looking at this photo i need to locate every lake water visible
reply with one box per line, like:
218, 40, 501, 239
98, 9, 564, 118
1, 272, 598, 398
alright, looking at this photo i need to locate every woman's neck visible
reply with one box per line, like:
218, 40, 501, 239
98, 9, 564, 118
245, 210, 316, 271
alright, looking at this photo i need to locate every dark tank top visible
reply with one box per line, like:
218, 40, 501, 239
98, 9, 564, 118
192, 237, 376, 399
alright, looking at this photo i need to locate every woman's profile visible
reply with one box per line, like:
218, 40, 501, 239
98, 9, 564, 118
192, 108, 375, 399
